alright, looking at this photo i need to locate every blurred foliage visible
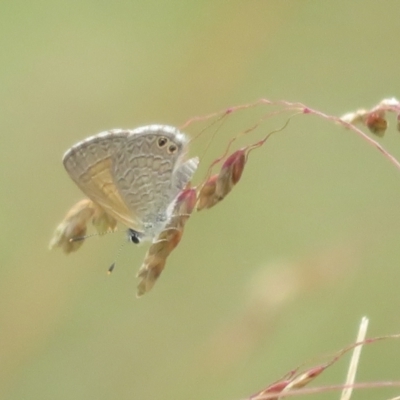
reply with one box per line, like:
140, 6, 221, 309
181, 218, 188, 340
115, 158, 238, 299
1, 1, 400, 399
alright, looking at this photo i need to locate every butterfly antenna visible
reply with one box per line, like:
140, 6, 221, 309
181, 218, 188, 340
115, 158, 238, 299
67, 230, 123, 274
108, 229, 142, 274
108, 242, 125, 274
69, 232, 101, 242
69, 228, 120, 243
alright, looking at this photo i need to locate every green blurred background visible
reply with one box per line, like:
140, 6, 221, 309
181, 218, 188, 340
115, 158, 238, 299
2, 1, 400, 399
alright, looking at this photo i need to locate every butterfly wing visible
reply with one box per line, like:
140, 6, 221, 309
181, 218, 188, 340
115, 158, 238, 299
171, 157, 199, 197
63, 130, 145, 233
111, 126, 194, 237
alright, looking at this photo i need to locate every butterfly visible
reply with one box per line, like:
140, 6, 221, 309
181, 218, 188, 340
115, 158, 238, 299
55, 125, 198, 247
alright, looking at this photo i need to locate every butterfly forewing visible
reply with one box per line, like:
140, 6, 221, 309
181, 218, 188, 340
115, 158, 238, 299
63, 130, 145, 232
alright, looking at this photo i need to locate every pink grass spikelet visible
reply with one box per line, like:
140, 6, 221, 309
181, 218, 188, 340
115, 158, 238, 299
136, 188, 197, 296
49, 199, 116, 253
365, 111, 388, 137
196, 149, 246, 211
